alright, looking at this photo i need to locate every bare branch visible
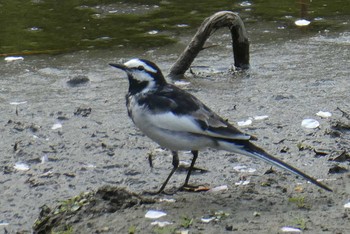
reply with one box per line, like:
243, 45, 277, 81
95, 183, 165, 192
169, 11, 250, 78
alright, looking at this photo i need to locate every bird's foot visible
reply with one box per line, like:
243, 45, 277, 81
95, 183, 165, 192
142, 184, 210, 195
179, 183, 210, 192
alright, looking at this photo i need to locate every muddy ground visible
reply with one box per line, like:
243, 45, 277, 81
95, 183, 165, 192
1, 31, 350, 233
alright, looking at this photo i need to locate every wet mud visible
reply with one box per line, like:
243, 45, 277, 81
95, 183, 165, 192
1, 32, 350, 233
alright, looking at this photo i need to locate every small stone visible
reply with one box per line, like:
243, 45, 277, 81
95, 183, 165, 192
328, 165, 348, 174
67, 75, 90, 87
225, 225, 234, 231
74, 107, 92, 117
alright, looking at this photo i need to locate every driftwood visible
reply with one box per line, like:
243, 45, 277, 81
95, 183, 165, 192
169, 11, 250, 78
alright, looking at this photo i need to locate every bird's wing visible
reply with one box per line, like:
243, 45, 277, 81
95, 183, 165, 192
140, 84, 251, 141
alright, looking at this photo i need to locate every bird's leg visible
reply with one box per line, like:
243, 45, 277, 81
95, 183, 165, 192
181, 150, 199, 190
144, 151, 179, 195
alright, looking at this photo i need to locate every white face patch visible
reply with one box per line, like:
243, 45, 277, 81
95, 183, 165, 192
124, 59, 157, 73
124, 59, 158, 93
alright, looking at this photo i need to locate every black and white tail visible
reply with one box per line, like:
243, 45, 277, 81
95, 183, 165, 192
218, 140, 332, 192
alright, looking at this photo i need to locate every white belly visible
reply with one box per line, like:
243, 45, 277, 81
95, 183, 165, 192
128, 97, 215, 151
139, 124, 214, 151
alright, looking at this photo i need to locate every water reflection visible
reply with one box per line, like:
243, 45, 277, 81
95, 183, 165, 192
0, 0, 348, 56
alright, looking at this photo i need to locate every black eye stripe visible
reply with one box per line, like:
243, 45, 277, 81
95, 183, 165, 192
137, 65, 144, 71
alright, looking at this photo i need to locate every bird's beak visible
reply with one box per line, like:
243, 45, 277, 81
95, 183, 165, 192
109, 63, 128, 71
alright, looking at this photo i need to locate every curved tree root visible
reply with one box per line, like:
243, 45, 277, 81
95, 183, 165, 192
169, 11, 250, 78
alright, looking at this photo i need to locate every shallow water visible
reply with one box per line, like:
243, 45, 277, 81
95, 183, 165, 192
0, 0, 349, 55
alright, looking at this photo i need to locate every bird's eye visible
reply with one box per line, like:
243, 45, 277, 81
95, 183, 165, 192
137, 66, 144, 71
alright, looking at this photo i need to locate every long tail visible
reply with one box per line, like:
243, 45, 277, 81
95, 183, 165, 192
218, 140, 332, 192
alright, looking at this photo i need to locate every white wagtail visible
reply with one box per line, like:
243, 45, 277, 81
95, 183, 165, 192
110, 58, 332, 193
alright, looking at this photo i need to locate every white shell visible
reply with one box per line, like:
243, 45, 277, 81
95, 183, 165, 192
41, 170, 53, 177
14, 162, 30, 171
159, 198, 176, 203
10, 101, 27, 105
344, 202, 350, 209
281, 226, 302, 232
240, 1, 252, 7
237, 119, 252, 126
148, 30, 158, 35
254, 115, 269, 120
145, 210, 167, 219
85, 164, 96, 168
201, 217, 215, 223
41, 155, 49, 163
176, 24, 189, 28
51, 123, 62, 130
174, 80, 191, 87
301, 119, 319, 129
5, 56, 24, 62
295, 19, 310, 26
235, 180, 250, 186
316, 111, 332, 118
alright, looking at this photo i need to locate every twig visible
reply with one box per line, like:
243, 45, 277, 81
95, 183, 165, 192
336, 107, 350, 120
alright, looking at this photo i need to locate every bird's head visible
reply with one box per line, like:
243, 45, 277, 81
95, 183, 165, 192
110, 58, 167, 94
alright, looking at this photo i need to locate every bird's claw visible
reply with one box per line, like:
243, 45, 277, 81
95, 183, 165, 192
179, 184, 211, 192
